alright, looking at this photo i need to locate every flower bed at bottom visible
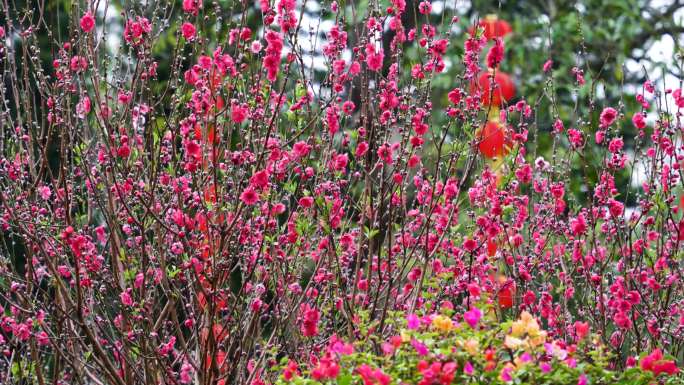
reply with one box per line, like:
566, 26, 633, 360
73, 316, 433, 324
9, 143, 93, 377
271, 307, 682, 385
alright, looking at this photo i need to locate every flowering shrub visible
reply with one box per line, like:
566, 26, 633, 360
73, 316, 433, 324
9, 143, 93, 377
0, 0, 682, 384
272, 305, 683, 385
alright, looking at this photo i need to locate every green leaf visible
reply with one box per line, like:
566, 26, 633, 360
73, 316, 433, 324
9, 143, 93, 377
337, 374, 352, 385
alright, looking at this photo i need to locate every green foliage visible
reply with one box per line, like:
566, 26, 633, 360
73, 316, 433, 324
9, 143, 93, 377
272, 305, 683, 385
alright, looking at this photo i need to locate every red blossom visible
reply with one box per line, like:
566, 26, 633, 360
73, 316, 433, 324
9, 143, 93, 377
80, 12, 95, 33
181, 22, 196, 40
640, 349, 679, 376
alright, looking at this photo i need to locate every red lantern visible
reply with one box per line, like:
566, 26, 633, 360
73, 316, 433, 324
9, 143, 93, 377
468, 15, 512, 40
471, 70, 516, 106
488, 273, 515, 309
477, 120, 512, 159
496, 275, 516, 309
498, 285, 514, 309
486, 239, 497, 257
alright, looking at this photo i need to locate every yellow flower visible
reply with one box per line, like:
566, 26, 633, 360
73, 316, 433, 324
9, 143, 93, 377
400, 330, 411, 342
526, 319, 541, 336
505, 312, 548, 350
520, 311, 534, 323
504, 335, 524, 349
511, 311, 541, 336
528, 331, 547, 347
432, 315, 454, 333
510, 319, 526, 337
464, 338, 480, 355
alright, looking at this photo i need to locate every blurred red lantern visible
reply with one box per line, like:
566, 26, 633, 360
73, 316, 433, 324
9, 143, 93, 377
489, 273, 515, 309
486, 239, 497, 256
477, 120, 512, 159
497, 275, 516, 309
471, 70, 516, 106
468, 15, 512, 40
498, 285, 514, 308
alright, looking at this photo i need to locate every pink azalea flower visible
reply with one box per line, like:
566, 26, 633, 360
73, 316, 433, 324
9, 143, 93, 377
463, 307, 482, 329
406, 313, 420, 329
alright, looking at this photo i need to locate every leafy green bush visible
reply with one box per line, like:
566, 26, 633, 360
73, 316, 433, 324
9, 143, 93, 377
273, 306, 682, 385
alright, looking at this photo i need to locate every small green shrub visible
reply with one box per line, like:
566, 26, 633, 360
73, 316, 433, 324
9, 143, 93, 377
272, 306, 682, 385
